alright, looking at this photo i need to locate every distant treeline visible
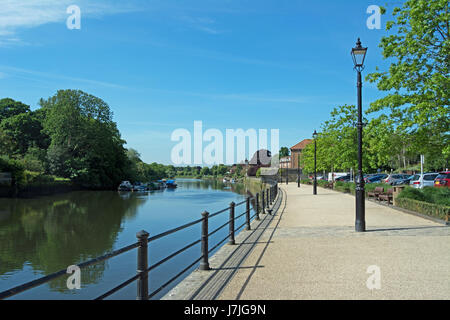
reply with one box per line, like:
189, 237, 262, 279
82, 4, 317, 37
0, 91, 246, 191
0, 90, 166, 189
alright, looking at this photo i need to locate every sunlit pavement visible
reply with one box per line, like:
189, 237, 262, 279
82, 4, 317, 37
218, 184, 450, 300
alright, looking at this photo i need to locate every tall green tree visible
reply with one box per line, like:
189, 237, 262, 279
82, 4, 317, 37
366, 0, 449, 167
279, 147, 290, 158
41, 90, 128, 188
0, 98, 30, 122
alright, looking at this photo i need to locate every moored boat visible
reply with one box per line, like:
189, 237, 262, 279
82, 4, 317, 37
118, 181, 132, 191
166, 180, 177, 189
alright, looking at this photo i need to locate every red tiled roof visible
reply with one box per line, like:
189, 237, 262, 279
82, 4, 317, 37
290, 139, 313, 151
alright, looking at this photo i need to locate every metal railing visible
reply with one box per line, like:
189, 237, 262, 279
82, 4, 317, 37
0, 183, 279, 300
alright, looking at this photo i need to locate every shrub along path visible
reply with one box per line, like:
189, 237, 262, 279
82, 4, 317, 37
218, 184, 450, 300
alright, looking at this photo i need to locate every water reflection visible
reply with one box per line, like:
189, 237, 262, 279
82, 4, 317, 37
0, 179, 250, 298
0, 191, 147, 291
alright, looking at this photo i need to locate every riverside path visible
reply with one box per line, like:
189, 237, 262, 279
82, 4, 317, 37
217, 184, 450, 300
164, 184, 450, 300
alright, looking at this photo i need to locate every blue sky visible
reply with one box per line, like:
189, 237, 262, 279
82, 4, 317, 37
0, 0, 400, 164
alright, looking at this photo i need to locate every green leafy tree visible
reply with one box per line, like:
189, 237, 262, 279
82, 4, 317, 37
0, 113, 44, 156
366, 0, 449, 166
0, 98, 30, 122
41, 90, 128, 188
200, 167, 211, 176
279, 147, 290, 158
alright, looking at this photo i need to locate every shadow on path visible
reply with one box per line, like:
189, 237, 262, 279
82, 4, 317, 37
188, 188, 285, 300
235, 188, 287, 300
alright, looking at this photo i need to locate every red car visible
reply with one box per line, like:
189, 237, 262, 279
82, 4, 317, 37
434, 171, 450, 188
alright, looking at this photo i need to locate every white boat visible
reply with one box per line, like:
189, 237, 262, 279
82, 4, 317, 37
118, 181, 132, 191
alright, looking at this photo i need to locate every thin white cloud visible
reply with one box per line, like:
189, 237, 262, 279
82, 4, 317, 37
0, 0, 142, 45
0, 65, 127, 89
176, 15, 224, 35
139, 87, 314, 104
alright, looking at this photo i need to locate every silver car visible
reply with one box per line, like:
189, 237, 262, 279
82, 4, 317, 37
409, 173, 439, 188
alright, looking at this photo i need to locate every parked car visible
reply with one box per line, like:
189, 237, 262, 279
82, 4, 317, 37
335, 175, 351, 182
434, 171, 450, 188
365, 174, 388, 184
391, 175, 414, 186
328, 172, 348, 181
384, 174, 412, 185
410, 173, 440, 189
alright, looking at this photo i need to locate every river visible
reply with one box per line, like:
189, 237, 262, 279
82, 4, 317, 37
0, 179, 253, 300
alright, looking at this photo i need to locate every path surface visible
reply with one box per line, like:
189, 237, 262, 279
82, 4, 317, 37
218, 184, 450, 300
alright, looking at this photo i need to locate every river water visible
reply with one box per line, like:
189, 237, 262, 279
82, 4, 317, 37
0, 179, 252, 300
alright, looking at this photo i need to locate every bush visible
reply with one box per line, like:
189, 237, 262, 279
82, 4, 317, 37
397, 187, 450, 206
395, 198, 450, 221
421, 187, 450, 206
397, 187, 427, 202
0, 156, 25, 185
334, 181, 352, 193
317, 180, 329, 187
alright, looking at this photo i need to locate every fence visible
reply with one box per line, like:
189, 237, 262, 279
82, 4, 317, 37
0, 184, 279, 300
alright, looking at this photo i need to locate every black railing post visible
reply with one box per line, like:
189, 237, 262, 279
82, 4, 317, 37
255, 193, 260, 221
136, 230, 149, 300
229, 202, 236, 245
266, 189, 269, 208
199, 211, 210, 271
271, 186, 274, 203
261, 191, 265, 214
245, 197, 251, 231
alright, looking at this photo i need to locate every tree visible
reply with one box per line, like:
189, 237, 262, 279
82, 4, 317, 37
0, 113, 44, 156
279, 147, 290, 158
200, 167, 211, 176
41, 90, 128, 188
0, 98, 30, 122
366, 0, 449, 166
0, 99, 49, 158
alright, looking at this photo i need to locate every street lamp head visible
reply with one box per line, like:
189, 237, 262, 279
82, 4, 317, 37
351, 38, 368, 71
313, 130, 318, 138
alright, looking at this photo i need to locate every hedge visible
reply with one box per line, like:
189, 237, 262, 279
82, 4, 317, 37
397, 186, 450, 206
395, 197, 450, 221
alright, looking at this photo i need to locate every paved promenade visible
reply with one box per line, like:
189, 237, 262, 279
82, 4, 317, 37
218, 184, 450, 300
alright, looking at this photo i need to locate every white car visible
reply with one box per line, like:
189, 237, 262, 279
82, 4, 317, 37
409, 173, 439, 189
328, 172, 348, 181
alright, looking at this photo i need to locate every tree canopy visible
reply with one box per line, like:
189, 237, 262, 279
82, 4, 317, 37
366, 0, 449, 165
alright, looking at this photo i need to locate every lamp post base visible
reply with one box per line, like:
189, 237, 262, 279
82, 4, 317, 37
355, 185, 366, 232
355, 220, 366, 232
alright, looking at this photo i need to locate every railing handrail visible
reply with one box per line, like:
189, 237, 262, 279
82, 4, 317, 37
0, 184, 279, 300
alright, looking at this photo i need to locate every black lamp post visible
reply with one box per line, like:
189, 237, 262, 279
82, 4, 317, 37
286, 158, 288, 185
351, 38, 368, 232
313, 130, 318, 195
279, 156, 282, 183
